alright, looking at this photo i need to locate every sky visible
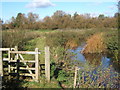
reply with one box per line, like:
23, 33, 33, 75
1, 0, 118, 22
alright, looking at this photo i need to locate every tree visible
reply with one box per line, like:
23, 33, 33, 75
1, 11, 118, 30
27, 12, 39, 29
0, 18, 3, 30
0, 18, 3, 25
53, 10, 66, 18
98, 14, 105, 19
16, 13, 23, 28
43, 16, 53, 29
52, 10, 66, 29
15, 13, 27, 29
114, 13, 120, 18
61, 14, 72, 29
73, 12, 79, 19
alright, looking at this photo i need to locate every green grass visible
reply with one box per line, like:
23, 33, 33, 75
21, 77, 61, 88
23, 37, 46, 63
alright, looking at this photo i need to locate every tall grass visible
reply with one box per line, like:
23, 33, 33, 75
2, 29, 41, 50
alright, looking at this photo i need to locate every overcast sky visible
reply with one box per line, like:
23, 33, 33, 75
1, 0, 118, 22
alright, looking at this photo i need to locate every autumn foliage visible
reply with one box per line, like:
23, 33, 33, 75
82, 33, 106, 53
65, 39, 78, 49
1, 11, 118, 30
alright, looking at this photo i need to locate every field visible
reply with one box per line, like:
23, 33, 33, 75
1, 28, 119, 88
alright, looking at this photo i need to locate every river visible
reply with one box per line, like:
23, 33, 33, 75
68, 44, 119, 88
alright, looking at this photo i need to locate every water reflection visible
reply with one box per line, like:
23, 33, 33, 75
84, 53, 101, 68
69, 46, 111, 70
69, 46, 86, 63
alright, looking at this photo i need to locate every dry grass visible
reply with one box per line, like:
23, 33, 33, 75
65, 39, 78, 49
82, 33, 106, 53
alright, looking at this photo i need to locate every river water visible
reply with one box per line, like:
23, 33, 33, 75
68, 45, 119, 88
69, 45, 111, 70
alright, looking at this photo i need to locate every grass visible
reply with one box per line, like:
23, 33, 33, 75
2, 30, 41, 49
21, 78, 61, 88
2, 28, 119, 88
23, 37, 46, 64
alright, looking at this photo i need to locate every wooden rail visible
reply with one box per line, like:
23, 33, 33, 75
12, 67, 36, 70
3, 59, 35, 63
0, 48, 15, 51
10, 51, 41, 54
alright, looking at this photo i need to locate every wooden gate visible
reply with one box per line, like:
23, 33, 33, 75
0, 46, 41, 82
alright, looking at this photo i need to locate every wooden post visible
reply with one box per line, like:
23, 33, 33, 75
15, 46, 18, 59
14, 46, 18, 73
0, 50, 3, 90
74, 67, 78, 88
45, 46, 50, 82
82, 72, 84, 84
0, 51, 3, 77
16, 59, 20, 80
8, 48, 11, 79
35, 48, 39, 82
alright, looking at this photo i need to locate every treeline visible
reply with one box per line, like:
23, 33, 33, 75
1, 10, 119, 30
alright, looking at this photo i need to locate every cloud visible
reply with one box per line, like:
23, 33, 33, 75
108, 5, 117, 10
91, 13, 100, 17
26, 0, 55, 8
104, 11, 115, 15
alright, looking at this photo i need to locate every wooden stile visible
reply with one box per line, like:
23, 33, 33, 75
0, 46, 50, 82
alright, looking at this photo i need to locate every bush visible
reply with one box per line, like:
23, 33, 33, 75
83, 33, 106, 53
104, 29, 118, 51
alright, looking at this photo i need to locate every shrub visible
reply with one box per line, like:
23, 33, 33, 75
82, 33, 106, 53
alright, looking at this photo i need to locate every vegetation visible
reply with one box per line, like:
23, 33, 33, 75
2, 30, 41, 49
1, 11, 118, 30
2, 28, 119, 88
0, 1, 119, 89
1, 8, 119, 88
82, 32, 106, 53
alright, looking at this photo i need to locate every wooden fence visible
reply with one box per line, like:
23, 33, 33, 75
0, 46, 50, 82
